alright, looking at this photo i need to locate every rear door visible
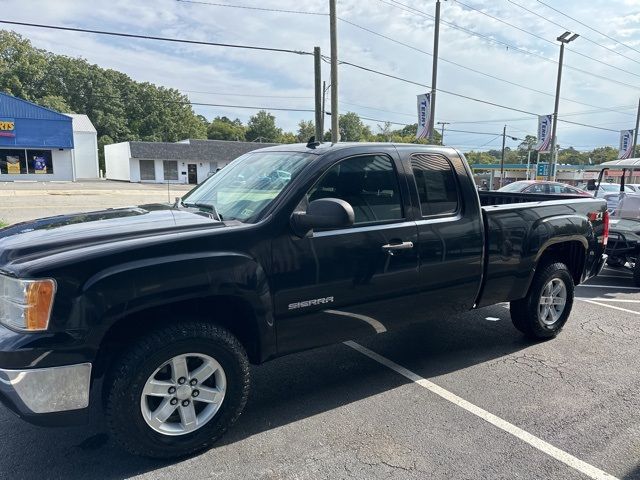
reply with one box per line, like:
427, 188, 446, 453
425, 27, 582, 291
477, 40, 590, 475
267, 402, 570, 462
272, 152, 420, 355
405, 151, 484, 317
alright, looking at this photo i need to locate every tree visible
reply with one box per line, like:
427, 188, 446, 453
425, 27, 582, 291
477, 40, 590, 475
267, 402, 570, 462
246, 110, 282, 142
338, 112, 372, 141
377, 122, 393, 142
207, 116, 246, 141
278, 132, 297, 144
297, 120, 315, 142
36, 95, 73, 113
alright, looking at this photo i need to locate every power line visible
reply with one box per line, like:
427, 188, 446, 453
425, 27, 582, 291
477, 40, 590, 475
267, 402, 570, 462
506, 0, 640, 67
0, 20, 312, 56
556, 119, 619, 133
536, 0, 640, 57
184, 90, 313, 99
451, 0, 640, 78
175, 0, 327, 16
378, 0, 640, 92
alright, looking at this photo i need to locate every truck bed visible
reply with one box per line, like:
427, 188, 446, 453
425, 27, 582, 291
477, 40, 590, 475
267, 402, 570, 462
476, 191, 607, 308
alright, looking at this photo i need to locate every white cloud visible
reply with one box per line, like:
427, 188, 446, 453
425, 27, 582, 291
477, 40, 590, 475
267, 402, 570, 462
3, 0, 640, 150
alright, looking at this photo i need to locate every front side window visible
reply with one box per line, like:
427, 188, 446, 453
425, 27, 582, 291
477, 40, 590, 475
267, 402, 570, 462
411, 153, 459, 216
182, 151, 313, 222
306, 154, 403, 225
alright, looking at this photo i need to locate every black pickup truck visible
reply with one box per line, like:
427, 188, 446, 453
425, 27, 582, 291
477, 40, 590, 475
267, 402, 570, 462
0, 143, 607, 458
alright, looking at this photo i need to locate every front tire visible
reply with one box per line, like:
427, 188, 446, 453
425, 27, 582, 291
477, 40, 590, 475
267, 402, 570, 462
104, 321, 250, 458
510, 262, 574, 340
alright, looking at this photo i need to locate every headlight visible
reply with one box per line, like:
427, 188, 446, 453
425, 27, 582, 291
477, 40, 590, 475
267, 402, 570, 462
0, 275, 56, 331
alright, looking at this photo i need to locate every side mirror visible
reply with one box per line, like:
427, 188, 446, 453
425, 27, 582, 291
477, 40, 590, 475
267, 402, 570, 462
291, 198, 355, 237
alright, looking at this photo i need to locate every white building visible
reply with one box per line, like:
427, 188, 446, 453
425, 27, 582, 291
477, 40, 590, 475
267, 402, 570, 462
104, 139, 277, 184
68, 114, 99, 180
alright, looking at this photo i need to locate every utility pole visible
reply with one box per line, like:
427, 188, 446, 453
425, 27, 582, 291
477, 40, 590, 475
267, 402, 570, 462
429, 0, 441, 144
633, 97, 640, 158
500, 124, 507, 187
437, 121, 450, 145
548, 31, 579, 181
313, 47, 322, 142
321, 81, 327, 139
329, 0, 339, 143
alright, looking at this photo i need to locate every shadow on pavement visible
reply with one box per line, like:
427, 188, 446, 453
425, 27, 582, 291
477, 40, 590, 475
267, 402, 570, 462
0, 307, 528, 480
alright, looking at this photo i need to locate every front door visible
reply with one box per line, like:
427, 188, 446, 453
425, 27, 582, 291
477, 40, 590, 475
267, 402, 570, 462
188, 164, 198, 184
272, 153, 420, 355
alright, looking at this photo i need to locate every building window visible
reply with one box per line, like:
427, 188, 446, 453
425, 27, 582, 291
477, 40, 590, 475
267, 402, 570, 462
163, 161, 178, 181
0, 149, 27, 174
26, 150, 53, 174
140, 160, 156, 181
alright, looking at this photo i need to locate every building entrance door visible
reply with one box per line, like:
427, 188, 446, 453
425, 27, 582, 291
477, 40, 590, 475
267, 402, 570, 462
188, 164, 198, 184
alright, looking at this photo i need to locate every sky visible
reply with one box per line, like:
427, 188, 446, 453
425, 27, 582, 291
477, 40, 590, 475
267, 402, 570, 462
3, 0, 640, 152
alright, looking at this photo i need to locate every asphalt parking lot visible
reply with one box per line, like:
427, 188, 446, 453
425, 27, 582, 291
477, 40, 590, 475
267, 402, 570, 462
0, 264, 638, 479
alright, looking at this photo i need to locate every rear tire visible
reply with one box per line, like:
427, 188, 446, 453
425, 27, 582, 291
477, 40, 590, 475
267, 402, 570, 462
104, 321, 250, 459
510, 262, 574, 340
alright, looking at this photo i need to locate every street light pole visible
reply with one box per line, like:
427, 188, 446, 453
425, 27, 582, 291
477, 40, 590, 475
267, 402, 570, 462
500, 125, 507, 187
633, 97, 640, 158
429, 0, 441, 144
548, 31, 579, 181
329, 0, 339, 143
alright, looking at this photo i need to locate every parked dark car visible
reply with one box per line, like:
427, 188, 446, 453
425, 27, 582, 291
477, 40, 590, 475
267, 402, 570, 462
499, 180, 591, 196
0, 143, 608, 458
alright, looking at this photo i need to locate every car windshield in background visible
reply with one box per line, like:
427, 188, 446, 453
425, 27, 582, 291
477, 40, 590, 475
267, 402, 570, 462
498, 181, 529, 192
182, 151, 313, 222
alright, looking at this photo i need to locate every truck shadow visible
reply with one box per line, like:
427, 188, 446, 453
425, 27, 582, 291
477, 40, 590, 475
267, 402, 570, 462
0, 306, 530, 480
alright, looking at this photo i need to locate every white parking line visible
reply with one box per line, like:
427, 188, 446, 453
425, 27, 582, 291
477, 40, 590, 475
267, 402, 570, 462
345, 341, 618, 480
579, 299, 640, 315
578, 284, 640, 290
576, 298, 640, 303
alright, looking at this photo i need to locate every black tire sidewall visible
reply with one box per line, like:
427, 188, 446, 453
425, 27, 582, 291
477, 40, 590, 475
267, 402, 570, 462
106, 324, 249, 458
511, 262, 574, 339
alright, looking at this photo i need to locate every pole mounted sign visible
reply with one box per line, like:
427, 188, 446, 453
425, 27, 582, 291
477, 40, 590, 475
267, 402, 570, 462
416, 93, 431, 140
619, 129, 634, 159
535, 114, 552, 153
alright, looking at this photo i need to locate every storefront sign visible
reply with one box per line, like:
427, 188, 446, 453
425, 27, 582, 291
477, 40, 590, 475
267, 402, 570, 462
0, 118, 15, 138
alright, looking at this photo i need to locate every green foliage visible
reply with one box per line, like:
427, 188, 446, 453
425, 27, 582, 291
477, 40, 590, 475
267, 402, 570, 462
246, 110, 282, 142
338, 112, 372, 141
297, 120, 315, 142
207, 116, 246, 141
0, 30, 208, 171
278, 132, 298, 144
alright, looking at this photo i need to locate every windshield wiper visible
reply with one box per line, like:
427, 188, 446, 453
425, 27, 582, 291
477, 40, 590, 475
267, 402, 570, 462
181, 201, 222, 221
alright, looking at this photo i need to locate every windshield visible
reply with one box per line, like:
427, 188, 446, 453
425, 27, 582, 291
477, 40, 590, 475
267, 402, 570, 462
181, 151, 313, 222
498, 181, 528, 192
600, 183, 632, 192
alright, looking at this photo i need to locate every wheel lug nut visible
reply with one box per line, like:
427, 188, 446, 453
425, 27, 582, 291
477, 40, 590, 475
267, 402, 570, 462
168, 387, 176, 394
182, 400, 190, 407
170, 398, 178, 406
192, 390, 199, 398
178, 377, 186, 385
190, 379, 197, 386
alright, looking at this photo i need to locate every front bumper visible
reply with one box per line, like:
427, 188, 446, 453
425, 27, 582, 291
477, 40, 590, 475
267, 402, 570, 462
0, 363, 91, 426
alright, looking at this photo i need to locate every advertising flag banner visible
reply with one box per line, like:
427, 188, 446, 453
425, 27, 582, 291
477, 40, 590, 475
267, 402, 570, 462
619, 129, 634, 159
535, 114, 552, 153
416, 93, 431, 140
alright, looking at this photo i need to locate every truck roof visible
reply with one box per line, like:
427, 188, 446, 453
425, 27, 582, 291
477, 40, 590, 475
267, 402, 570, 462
252, 142, 461, 157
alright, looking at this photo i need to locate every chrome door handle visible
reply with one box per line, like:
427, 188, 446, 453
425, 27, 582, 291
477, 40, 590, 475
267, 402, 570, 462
381, 241, 414, 254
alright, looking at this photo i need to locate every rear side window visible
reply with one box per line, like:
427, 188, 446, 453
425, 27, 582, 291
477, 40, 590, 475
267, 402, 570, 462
411, 154, 459, 216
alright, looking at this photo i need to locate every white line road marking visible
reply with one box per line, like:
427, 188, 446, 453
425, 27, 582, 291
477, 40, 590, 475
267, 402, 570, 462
579, 299, 640, 315
345, 341, 619, 480
602, 267, 631, 274
485, 317, 500, 321
577, 297, 640, 303
578, 284, 640, 290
